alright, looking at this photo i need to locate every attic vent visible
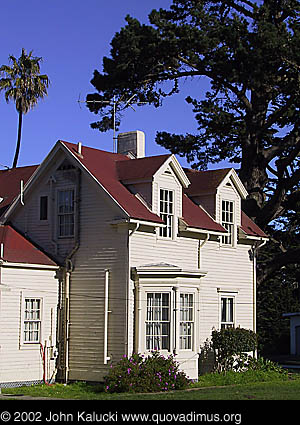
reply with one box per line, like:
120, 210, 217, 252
164, 169, 172, 175
58, 160, 75, 171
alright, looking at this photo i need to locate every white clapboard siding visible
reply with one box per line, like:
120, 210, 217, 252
66, 173, 129, 382
11, 153, 130, 382
199, 241, 254, 344
12, 150, 76, 260
0, 266, 58, 384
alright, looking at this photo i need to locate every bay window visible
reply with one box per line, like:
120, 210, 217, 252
180, 293, 194, 350
146, 293, 170, 350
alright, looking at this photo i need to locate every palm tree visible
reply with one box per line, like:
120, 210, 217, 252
0, 48, 50, 168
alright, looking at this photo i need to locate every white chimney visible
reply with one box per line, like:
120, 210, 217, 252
117, 131, 145, 158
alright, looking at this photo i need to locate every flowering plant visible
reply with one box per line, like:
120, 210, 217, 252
104, 351, 190, 393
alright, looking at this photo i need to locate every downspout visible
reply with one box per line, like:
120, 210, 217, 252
104, 269, 111, 364
65, 271, 70, 383
198, 233, 209, 269
125, 221, 142, 357
64, 168, 81, 383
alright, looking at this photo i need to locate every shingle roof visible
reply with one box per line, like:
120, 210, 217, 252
0, 165, 38, 216
0, 225, 57, 266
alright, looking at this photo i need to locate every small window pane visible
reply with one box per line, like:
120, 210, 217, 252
40, 196, 48, 220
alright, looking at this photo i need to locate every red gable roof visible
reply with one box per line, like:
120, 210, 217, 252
184, 168, 231, 196
0, 141, 266, 238
61, 141, 164, 224
0, 165, 38, 215
117, 154, 171, 182
0, 225, 57, 266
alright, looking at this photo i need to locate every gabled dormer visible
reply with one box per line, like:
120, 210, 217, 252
185, 168, 248, 247
117, 132, 190, 240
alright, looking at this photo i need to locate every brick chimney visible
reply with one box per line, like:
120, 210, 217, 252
117, 131, 145, 158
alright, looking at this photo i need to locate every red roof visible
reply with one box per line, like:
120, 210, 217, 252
0, 141, 266, 238
0, 165, 38, 215
61, 141, 164, 224
0, 225, 57, 266
240, 211, 268, 238
184, 168, 231, 196
182, 195, 226, 232
117, 154, 171, 182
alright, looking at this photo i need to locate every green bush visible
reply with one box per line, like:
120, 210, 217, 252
104, 351, 190, 393
211, 327, 258, 372
247, 356, 287, 374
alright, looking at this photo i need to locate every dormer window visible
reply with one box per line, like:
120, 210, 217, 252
159, 189, 174, 238
221, 200, 234, 245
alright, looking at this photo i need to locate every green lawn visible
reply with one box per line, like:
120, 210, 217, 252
2, 374, 300, 400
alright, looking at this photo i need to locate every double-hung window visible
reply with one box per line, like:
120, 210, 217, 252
221, 200, 234, 245
159, 189, 174, 238
180, 293, 194, 349
221, 297, 234, 329
24, 298, 41, 343
146, 293, 170, 350
58, 189, 75, 237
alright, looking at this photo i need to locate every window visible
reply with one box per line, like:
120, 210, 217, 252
24, 298, 41, 343
222, 200, 234, 245
159, 189, 174, 238
221, 297, 234, 329
180, 293, 194, 349
146, 293, 170, 350
40, 196, 48, 221
58, 189, 75, 237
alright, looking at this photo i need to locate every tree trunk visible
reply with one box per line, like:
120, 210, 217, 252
12, 110, 23, 168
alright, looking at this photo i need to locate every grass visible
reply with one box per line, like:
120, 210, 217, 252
2, 370, 300, 400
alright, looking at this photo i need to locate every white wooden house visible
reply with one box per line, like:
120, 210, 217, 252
0, 224, 58, 386
0, 130, 267, 382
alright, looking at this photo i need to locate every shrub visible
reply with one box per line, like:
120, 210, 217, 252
211, 327, 258, 372
104, 351, 190, 393
246, 356, 287, 375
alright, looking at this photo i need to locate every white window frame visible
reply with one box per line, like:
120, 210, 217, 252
22, 297, 43, 344
179, 293, 194, 350
159, 188, 174, 239
221, 200, 235, 246
57, 188, 75, 238
145, 292, 171, 351
220, 295, 235, 329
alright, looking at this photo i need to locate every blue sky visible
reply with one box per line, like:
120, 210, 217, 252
0, 1, 211, 170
